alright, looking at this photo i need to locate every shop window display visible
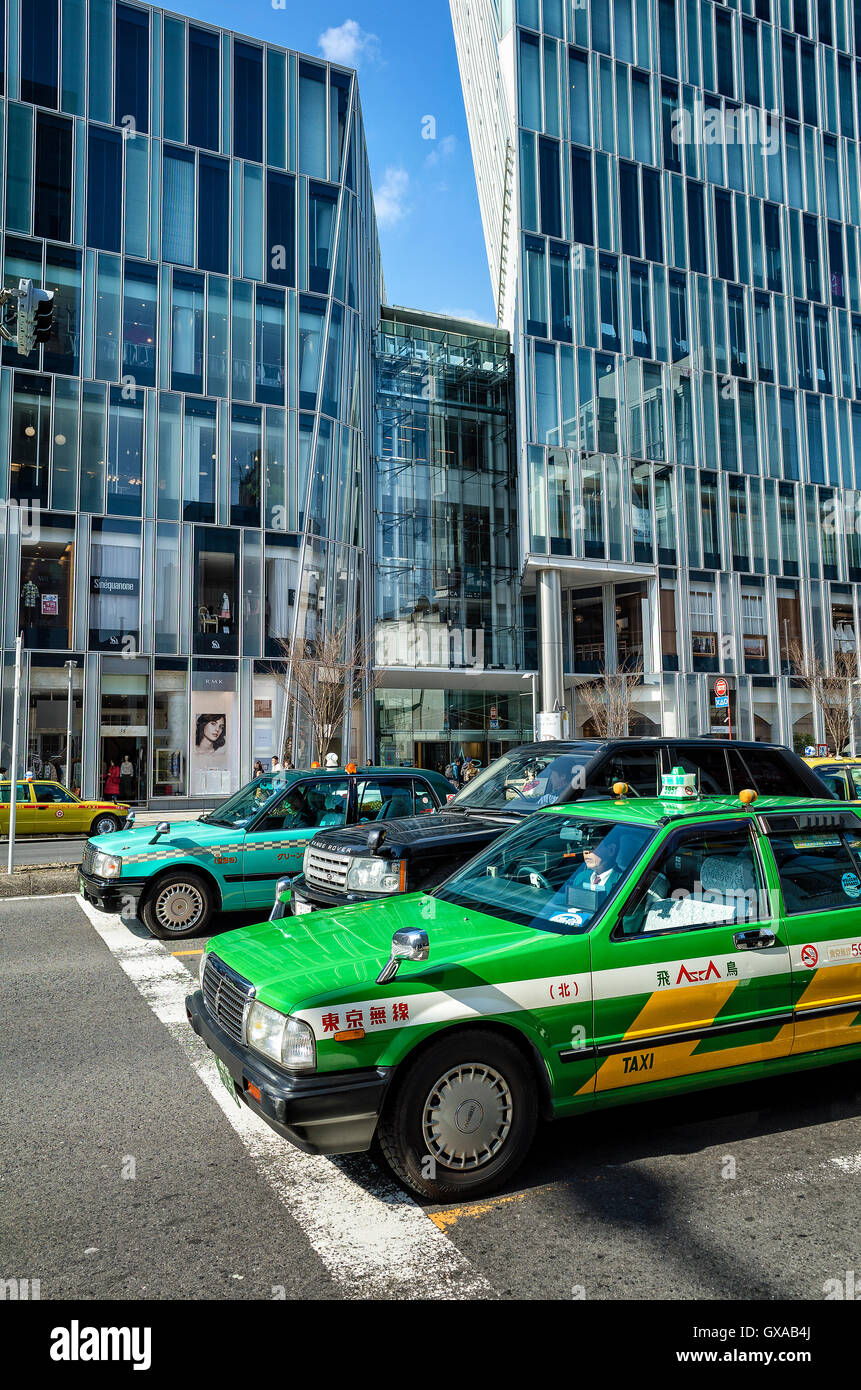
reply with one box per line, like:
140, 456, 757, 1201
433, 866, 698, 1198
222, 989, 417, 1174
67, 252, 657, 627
19, 517, 75, 650
89, 518, 142, 651
194, 528, 239, 656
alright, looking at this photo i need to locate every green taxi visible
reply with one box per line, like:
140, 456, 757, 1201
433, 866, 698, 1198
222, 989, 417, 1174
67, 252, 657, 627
186, 772, 861, 1201
78, 765, 451, 939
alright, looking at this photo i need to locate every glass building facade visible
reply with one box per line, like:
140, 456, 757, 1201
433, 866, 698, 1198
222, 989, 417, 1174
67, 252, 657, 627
451, 0, 861, 748
373, 304, 532, 770
0, 0, 381, 801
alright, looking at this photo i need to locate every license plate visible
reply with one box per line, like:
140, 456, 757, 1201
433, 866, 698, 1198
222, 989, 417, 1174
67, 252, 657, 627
294, 899, 313, 915
214, 1055, 240, 1105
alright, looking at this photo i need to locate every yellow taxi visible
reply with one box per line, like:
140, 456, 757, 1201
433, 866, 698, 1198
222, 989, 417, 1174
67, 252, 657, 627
0, 780, 129, 836
803, 755, 861, 803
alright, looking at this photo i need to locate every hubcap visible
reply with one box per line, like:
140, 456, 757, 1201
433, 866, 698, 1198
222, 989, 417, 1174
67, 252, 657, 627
155, 883, 204, 931
96, 817, 116, 834
422, 1063, 513, 1171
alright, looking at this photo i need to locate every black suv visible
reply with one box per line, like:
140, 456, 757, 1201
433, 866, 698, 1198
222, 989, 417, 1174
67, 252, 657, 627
288, 737, 832, 915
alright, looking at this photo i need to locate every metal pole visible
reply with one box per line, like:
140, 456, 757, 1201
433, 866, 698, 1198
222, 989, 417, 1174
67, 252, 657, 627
7, 634, 23, 875
65, 660, 74, 789
532, 673, 538, 739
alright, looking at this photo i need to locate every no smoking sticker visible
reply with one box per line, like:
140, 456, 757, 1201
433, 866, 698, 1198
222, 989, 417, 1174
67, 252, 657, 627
800, 944, 819, 968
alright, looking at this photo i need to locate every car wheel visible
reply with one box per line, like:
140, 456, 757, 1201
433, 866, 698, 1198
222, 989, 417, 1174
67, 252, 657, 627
91, 814, 122, 836
377, 1029, 538, 1201
141, 872, 213, 939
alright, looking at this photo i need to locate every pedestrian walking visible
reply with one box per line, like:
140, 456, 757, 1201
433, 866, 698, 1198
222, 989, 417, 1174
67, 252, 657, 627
104, 762, 121, 798
252, 759, 264, 778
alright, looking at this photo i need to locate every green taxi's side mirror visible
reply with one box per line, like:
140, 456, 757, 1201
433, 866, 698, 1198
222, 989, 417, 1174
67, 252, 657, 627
270, 876, 292, 921
150, 820, 170, 844
376, 928, 429, 985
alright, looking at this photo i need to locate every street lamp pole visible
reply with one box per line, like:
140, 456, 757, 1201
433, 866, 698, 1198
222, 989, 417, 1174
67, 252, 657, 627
6, 633, 22, 875
64, 660, 75, 790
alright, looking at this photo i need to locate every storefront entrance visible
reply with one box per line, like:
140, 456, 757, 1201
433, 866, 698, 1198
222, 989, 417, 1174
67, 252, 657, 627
100, 660, 149, 802
99, 735, 148, 803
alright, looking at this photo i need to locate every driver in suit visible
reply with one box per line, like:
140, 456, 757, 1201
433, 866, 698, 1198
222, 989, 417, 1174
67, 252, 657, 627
567, 835, 622, 894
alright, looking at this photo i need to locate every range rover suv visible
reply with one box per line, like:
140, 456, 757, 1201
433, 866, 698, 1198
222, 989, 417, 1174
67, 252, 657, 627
287, 737, 832, 915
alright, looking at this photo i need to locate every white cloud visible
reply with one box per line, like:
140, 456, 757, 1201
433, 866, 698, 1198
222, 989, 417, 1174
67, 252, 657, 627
424, 134, 458, 168
375, 166, 410, 228
318, 19, 380, 67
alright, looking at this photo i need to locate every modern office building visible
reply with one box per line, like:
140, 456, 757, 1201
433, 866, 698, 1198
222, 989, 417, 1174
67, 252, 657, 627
451, 0, 861, 749
0, 0, 382, 802
372, 303, 532, 769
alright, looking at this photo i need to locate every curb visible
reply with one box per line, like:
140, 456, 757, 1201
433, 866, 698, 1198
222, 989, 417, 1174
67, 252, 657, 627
0, 865, 80, 898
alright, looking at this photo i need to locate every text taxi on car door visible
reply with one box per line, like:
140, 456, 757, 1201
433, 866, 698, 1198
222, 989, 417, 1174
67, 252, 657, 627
186, 768, 861, 1202
0, 780, 128, 836
77, 764, 451, 939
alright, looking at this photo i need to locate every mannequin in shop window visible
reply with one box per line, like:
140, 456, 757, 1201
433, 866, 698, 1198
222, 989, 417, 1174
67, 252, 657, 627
220, 593, 231, 633
119, 755, 135, 800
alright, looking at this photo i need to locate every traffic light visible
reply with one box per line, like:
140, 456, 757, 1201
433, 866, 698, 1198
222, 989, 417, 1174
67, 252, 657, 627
16, 278, 55, 355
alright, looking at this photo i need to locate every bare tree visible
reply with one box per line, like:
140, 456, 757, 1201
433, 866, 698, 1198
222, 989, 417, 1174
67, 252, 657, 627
274, 619, 381, 765
787, 638, 859, 754
575, 661, 645, 739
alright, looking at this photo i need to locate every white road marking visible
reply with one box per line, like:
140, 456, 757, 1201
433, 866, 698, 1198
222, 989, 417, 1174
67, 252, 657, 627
75, 896, 495, 1300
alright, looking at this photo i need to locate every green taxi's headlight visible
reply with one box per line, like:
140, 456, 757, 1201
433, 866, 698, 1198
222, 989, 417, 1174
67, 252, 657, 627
282, 1016, 316, 1071
346, 856, 406, 894
91, 850, 122, 879
246, 1003, 316, 1072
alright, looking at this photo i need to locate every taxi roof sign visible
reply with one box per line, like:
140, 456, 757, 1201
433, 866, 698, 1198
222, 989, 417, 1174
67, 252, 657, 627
661, 765, 699, 799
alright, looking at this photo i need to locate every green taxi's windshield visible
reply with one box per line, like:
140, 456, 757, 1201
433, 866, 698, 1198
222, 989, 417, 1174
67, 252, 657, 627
434, 812, 655, 932
205, 775, 292, 829
449, 746, 592, 814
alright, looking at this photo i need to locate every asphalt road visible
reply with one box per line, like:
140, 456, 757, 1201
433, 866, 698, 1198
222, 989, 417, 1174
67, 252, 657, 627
2, 892, 860, 1301
0, 836, 87, 867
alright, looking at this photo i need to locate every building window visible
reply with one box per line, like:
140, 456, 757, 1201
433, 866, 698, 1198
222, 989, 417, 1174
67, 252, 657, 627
194, 531, 240, 657
572, 589, 604, 672
266, 172, 296, 288
741, 590, 768, 672
106, 387, 144, 517
298, 61, 327, 178
188, 26, 220, 151
19, 515, 75, 651
233, 41, 263, 163
89, 518, 141, 651
170, 271, 205, 394
114, 3, 149, 134
87, 128, 123, 253
122, 260, 157, 389
183, 398, 217, 523
43, 247, 82, 378
308, 182, 338, 294
11, 374, 51, 507
162, 146, 195, 266
230, 405, 262, 528
152, 661, 188, 797
21, 0, 58, 108
690, 587, 718, 669
34, 113, 72, 243
197, 156, 229, 274
255, 288, 285, 407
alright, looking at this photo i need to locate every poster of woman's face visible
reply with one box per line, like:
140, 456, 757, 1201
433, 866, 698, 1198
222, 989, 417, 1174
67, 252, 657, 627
190, 691, 237, 795
195, 713, 227, 752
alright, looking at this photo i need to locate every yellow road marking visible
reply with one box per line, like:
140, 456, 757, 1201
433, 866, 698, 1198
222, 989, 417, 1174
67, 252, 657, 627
429, 1182, 564, 1230
171, 948, 204, 956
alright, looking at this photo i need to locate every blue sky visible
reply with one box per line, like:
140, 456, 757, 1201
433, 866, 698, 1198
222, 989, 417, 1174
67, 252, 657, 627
170, 0, 497, 324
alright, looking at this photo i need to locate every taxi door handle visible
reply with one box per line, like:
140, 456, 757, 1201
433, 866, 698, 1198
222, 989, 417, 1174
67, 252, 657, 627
733, 928, 777, 950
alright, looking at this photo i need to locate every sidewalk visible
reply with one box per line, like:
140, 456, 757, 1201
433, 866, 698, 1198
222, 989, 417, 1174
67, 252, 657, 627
127, 808, 215, 826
